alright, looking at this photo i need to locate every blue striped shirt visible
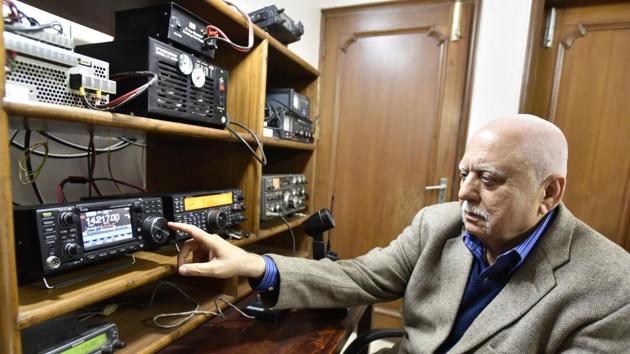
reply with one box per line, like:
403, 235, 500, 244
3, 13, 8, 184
463, 207, 556, 276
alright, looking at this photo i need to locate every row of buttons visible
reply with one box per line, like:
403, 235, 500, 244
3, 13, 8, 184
84, 243, 143, 261
142, 199, 164, 214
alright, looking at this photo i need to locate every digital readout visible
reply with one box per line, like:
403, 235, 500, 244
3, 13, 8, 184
184, 192, 233, 211
80, 207, 133, 251
61, 333, 107, 354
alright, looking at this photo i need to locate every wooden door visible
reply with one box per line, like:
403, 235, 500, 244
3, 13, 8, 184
317, 1, 478, 327
522, 1, 630, 251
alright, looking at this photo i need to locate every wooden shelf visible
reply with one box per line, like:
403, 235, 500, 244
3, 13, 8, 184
259, 216, 306, 239
107, 277, 246, 354
1, 1, 319, 353
17, 246, 180, 330
263, 137, 316, 151
4, 101, 253, 143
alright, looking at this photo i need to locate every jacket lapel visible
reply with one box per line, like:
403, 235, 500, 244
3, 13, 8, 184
449, 204, 575, 353
432, 234, 473, 350
450, 247, 556, 353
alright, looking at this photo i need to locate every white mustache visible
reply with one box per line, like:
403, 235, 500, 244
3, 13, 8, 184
461, 201, 490, 221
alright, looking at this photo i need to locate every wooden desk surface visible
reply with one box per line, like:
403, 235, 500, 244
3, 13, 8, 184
158, 294, 367, 354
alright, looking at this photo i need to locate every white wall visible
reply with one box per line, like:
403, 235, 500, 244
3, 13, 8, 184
466, 0, 533, 140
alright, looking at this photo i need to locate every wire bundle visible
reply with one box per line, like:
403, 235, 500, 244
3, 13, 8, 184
3, 0, 63, 34
9, 130, 146, 204
205, 0, 253, 53
80, 71, 158, 112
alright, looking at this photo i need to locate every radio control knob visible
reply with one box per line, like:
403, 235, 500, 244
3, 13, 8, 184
132, 201, 143, 213
142, 217, 170, 244
46, 255, 61, 269
62, 243, 81, 258
287, 195, 299, 209
58, 212, 77, 226
207, 210, 228, 230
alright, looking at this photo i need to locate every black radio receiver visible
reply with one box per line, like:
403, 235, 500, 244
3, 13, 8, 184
162, 189, 246, 241
76, 37, 229, 128
13, 197, 169, 285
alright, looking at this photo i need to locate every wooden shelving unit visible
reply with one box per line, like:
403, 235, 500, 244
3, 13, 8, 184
262, 136, 316, 151
0, 1, 319, 353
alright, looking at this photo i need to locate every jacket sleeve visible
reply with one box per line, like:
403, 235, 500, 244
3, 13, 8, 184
557, 302, 630, 353
266, 208, 427, 310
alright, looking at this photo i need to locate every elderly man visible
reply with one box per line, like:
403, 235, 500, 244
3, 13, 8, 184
169, 115, 630, 353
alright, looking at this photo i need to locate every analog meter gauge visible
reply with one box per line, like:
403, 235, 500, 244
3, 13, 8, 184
177, 53, 194, 75
191, 66, 206, 88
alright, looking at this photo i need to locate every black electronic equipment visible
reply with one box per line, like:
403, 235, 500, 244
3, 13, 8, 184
22, 319, 124, 354
115, 2, 217, 60
261, 174, 308, 221
76, 37, 228, 128
13, 197, 169, 285
264, 107, 314, 143
249, 5, 304, 45
162, 189, 246, 241
267, 89, 310, 120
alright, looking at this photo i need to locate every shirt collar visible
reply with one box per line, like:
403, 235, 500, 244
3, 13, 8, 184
463, 208, 556, 276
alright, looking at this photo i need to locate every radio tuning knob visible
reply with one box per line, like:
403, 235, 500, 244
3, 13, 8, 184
142, 217, 170, 244
58, 211, 77, 226
207, 210, 228, 230
62, 243, 81, 258
287, 195, 299, 209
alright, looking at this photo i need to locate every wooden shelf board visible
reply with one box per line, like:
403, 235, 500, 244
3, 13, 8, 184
110, 279, 245, 354
4, 101, 252, 143
263, 137, 316, 150
258, 216, 306, 239
17, 246, 180, 330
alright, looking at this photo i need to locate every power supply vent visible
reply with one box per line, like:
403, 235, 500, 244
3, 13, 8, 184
156, 58, 187, 113
6, 55, 109, 107
190, 77, 215, 117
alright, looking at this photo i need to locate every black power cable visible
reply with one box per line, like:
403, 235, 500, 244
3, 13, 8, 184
23, 130, 45, 204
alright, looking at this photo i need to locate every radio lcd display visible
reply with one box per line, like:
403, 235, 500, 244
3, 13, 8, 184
184, 192, 233, 211
80, 207, 134, 251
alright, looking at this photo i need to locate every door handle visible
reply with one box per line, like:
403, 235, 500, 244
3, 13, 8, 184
425, 177, 448, 203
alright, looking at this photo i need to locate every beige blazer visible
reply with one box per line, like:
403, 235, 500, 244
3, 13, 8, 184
267, 202, 630, 353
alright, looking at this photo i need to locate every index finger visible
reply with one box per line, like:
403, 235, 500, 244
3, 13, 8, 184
168, 222, 212, 243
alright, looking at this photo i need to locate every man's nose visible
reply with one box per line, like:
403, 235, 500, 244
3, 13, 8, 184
458, 174, 480, 202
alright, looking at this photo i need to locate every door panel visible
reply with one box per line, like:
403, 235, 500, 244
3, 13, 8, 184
332, 30, 442, 257
523, 2, 630, 249
317, 1, 477, 324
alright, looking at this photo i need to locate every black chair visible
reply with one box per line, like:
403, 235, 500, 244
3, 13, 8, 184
343, 328, 404, 354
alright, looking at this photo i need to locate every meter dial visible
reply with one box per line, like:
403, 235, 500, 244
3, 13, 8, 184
177, 53, 194, 75
191, 66, 206, 88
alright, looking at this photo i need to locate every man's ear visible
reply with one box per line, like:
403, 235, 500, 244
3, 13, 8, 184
539, 175, 566, 215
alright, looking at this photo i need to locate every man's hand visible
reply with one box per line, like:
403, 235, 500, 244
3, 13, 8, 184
168, 222, 266, 279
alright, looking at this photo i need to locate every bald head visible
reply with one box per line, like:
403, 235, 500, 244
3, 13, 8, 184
459, 115, 568, 255
470, 114, 568, 183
